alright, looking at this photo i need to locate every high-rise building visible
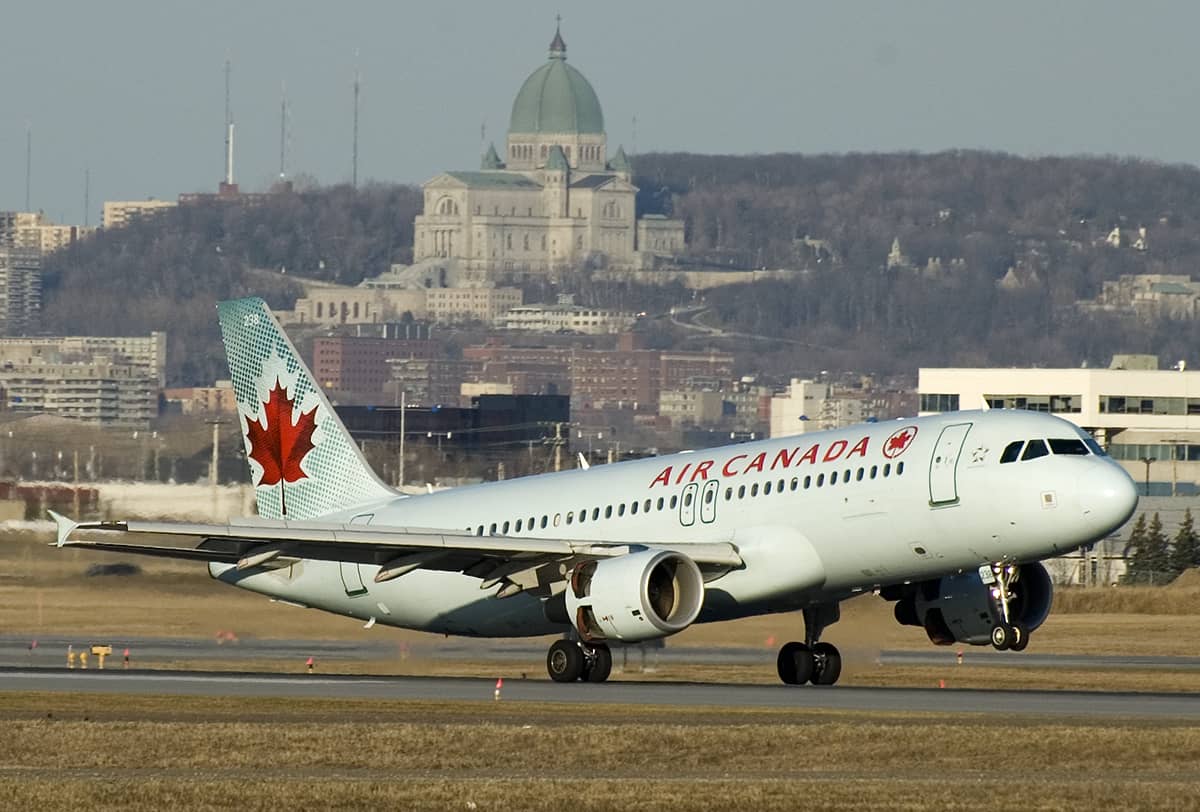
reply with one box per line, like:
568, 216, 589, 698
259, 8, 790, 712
0, 248, 41, 335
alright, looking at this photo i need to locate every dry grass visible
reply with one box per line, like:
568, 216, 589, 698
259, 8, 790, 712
0, 694, 1198, 810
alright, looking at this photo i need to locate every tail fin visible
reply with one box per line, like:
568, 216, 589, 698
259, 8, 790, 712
217, 297, 395, 520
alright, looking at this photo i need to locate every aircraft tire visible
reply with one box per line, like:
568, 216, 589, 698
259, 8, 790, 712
584, 645, 613, 683
777, 641, 814, 685
990, 624, 1014, 651
811, 642, 842, 686
1009, 623, 1030, 652
547, 640, 585, 682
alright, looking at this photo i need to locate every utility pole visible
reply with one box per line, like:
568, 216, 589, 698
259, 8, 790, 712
397, 390, 406, 488
207, 419, 225, 520
24, 124, 32, 211
553, 422, 563, 473
352, 65, 360, 188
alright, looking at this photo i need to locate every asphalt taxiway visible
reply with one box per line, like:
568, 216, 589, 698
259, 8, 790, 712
2, 667, 1199, 719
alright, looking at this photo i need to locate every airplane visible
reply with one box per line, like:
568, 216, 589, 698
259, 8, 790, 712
52, 297, 1139, 685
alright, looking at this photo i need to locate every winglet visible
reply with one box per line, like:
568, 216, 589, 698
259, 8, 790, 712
48, 510, 77, 548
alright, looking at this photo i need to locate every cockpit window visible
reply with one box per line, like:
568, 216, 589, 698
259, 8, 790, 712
1021, 439, 1049, 461
1084, 438, 1106, 456
1049, 438, 1089, 456
1000, 441, 1023, 464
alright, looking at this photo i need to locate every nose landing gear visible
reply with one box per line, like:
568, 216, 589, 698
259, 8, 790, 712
983, 563, 1030, 652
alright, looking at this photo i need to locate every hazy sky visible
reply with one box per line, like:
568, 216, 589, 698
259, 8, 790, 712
3, 1, 1198, 223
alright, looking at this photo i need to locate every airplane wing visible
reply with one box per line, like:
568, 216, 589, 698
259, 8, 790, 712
49, 512, 743, 599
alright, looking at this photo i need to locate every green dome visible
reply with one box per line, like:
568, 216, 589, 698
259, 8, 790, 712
509, 32, 604, 135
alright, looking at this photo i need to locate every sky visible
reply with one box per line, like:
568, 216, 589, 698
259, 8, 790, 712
3, 1, 1199, 224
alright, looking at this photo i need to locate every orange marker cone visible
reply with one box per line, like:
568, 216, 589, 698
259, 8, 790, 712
494, 678, 503, 701
306, 656, 314, 674
956, 650, 963, 665
938, 678, 945, 689
123, 648, 130, 669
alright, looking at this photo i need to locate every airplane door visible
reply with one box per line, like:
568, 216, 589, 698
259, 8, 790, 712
340, 514, 372, 596
929, 423, 972, 506
700, 479, 719, 524
679, 482, 699, 527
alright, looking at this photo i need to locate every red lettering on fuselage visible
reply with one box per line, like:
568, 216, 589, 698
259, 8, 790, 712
848, 437, 869, 458
823, 440, 848, 462
798, 444, 820, 465
650, 467, 672, 488
690, 460, 714, 482
722, 454, 747, 477
771, 447, 797, 470
674, 463, 693, 485
743, 452, 767, 474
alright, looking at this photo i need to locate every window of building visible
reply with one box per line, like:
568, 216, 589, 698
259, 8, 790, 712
920, 393, 960, 412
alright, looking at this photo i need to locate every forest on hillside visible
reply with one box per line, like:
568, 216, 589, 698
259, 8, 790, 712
36, 151, 1200, 383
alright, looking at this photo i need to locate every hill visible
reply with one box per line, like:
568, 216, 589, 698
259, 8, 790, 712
37, 151, 1200, 383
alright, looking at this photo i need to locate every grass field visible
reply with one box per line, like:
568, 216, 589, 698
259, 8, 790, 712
1, 693, 1198, 811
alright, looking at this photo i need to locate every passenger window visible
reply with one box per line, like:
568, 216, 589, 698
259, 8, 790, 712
817, 473, 825, 487
856, 468, 864, 481
489, 523, 497, 535
541, 516, 548, 529
1000, 441, 1023, 464
804, 475, 811, 489
682, 493, 691, 508
790, 477, 798, 491
577, 510, 585, 524
764, 482, 772, 495
656, 498, 664, 511
883, 464, 891, 477
528, 516, 535, 529
631, 501, 640, 514
704, 489, 714, 504
553, 513, 561, 527
477, 525, 484, 536
670, 495, 678, 509
778, 479, 785, 493
725, 487, 733, 501
830, 472, 838, 485
1049, 438, 1088, 456
870, 466, 877, 479
751, 483, 759, 497
592, 508, 600, 520
1021, 440, 1049, 461
566, 512, 573, 525
897, 462, 905, 475
502, 521, 510, 533
844, 469, 851, 482
516, 519, 523, 532
644, 499, 652, 512
618, 504, 626, 516
738, 485, 746, 499
605, 506, 613, 518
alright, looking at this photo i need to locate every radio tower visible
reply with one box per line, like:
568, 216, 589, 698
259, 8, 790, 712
279, 82, 288, 181
223, 58, 235, 192
24, 124, 31, 211
352, 66, 360, 188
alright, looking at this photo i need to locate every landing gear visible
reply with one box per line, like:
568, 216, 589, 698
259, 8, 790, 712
546, 639, 612, 683
776, 604, 843, 686
984, 563, 1032, 652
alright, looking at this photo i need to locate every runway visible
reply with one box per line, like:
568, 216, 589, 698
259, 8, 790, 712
3, 667, 1199, 718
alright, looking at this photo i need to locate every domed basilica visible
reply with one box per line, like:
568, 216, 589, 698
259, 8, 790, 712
413, 27, 685, 276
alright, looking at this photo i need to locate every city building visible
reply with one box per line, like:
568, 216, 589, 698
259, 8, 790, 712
659, 389, 724, 427
918, 357, 1200, 495
0, 248, 41, 335
285, 280, 520, 327
101, 199, 177, 229
769, 379, 868, 438
312, 327, 439, 397
0, 212, 93, 254
426, 286, 522, 325
0, 332, 167, 386
411, 26, 685, 276
163, 380, 239, 415
1, 360, 158, 427
504, 304, 635, 334
1078, 274, 1200, 321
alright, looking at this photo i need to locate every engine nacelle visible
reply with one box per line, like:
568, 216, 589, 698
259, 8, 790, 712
565, 549, 705, 643
902, 562, 1054, 646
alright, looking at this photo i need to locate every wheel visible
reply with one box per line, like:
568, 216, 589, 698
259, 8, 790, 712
990, 624, 1013, 651
1009, 623, 1030, 652
811, 642, 842, 686
584, 645, 613, 682
776, 641, 814, 685
547, 640, 585, 682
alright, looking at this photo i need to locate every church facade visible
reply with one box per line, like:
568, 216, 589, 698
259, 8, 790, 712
413, 28, 684, 275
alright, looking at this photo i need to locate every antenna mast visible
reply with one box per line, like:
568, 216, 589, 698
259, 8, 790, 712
279, 82, 288, 180
224, 58, 234, 186
83, 167, 90, 227
24, 124, 31, 211
352, 65, 360, 188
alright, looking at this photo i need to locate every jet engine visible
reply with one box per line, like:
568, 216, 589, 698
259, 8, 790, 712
564, 549, 705, 643
889, 562, 1053, 646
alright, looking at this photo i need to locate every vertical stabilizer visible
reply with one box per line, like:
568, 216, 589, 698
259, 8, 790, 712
217, 297, 395, 520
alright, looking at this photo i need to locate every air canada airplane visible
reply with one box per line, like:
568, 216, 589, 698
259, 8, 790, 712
52, 297, 1139, 685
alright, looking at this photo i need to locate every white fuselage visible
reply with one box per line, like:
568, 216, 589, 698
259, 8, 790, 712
211, 410, 1137, 637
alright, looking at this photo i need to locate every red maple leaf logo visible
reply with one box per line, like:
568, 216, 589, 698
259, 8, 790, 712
883, 426, 917, 459
245, 378, 317, 488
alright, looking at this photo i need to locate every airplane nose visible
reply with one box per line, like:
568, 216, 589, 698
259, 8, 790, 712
1080, 463, 1139, 533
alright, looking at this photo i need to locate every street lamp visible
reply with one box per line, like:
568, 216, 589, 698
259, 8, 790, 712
1139, 456, 1154, 497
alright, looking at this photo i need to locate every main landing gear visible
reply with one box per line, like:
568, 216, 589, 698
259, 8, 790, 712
984, 563, 1029, 652
777, 604, 842, 686
546, 639, 612, 683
